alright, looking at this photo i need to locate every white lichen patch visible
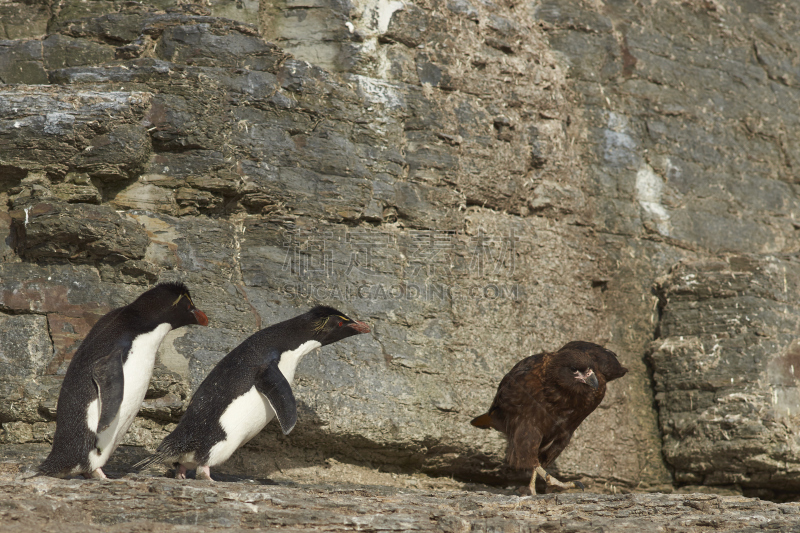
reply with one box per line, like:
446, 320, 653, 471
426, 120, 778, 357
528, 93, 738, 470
635, 162, 671, 236
351, 0, 405, 35
352, 74, 405, 109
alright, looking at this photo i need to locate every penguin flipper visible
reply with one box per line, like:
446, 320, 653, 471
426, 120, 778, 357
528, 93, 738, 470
255, 362, 297, 435
92, 346, 126, 433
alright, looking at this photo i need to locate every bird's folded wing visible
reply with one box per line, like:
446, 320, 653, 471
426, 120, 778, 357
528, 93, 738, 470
255, 361, 298, 435
91, 345, 126, 433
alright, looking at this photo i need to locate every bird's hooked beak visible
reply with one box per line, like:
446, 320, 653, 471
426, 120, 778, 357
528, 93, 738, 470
192, 308, 209, 326
348, 320, 371, 333
575, 369, 599, 389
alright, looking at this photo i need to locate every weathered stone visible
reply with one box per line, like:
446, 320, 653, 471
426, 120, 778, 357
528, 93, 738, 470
42, 34, 116, 70
11, 202, 150, 263
0, 472, 798, 532
111, 178, 177, 214
0, 314, 52, 382
70, 123, 151, 182
58, 11, 153, 42
649, 256, 800, 492
155, 21, 285, 70
0, 210, 13, 261
0, 88, 152, 178
0, 1, 50, 41
446, 0, 478, 20
0, 39, 48, 84
51, 173, 102, 203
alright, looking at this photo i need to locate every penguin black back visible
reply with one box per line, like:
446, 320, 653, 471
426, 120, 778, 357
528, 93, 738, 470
39, 282, 208, 478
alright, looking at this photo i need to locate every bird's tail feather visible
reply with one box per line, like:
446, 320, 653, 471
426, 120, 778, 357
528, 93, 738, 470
131, 452, 170, 472
37, 462, 60, 477
38, 454, 69, 478
132, 435, 190, 471
470, 413, 493, 429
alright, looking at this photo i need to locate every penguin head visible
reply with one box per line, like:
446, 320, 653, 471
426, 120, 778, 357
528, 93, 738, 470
136, 282, 209, 329
306, 306, 370, 346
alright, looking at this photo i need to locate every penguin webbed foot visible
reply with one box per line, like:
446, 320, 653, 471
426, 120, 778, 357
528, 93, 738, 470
82, 468, 108, 480
175, 463, 188, 480
196, 465, 213, 481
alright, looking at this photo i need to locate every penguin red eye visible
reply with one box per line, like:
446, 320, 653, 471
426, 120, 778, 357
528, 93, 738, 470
338, 321, 343, 327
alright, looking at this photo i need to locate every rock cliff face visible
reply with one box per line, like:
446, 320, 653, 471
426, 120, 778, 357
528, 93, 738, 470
1, 0, 799, 499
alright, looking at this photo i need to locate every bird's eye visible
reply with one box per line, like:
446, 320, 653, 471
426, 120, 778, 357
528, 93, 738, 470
338, 321, 344, 327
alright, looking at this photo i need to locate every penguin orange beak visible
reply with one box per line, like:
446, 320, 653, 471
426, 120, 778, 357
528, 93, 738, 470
348, 320, 370, 333
192, 309, 209, 326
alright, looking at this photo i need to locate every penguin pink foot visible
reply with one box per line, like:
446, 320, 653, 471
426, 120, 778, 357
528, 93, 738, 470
175, 464, 188, 479
82, 468, 107, 479
196, 466, 212, 481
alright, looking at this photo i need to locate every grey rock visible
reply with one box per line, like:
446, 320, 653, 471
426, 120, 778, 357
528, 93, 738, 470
42, 34, 116, 70
0, 472, 797, 532
0, 88, 152, 178
0, 40, 48, 84
71, 123, 152, 182
384, 4, 446, 48
155, 21, 285, 70
11, 202, 150, 263
650, 256, 800, 492
0, 314, 52, 382
446, 0, 478, 20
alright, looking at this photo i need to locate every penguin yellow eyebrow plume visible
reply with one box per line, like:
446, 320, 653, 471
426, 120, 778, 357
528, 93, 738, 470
313, 316, 330, 332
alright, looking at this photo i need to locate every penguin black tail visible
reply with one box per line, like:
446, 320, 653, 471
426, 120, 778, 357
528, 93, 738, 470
131, 452, 168, 472
37, 454, 68, 478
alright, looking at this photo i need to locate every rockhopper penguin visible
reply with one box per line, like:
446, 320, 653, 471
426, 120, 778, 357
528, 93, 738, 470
39, 282, 209, 479
133, 306, 370, 480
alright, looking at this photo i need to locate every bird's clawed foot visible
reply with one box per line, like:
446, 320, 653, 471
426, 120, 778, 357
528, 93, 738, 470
196, 465, 213, 481
529, 467, 584, 495
175, 464, 188, 480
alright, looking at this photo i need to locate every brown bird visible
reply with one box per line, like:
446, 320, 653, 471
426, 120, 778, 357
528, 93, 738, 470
471, 341, 628, 495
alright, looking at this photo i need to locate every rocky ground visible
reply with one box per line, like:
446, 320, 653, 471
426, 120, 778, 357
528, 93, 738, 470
2, 445, 799, 531
1, 471, 799, 532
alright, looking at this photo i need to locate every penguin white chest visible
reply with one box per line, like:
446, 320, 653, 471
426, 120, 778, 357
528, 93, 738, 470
88, 323, 172, 469
207, 340, 321, 467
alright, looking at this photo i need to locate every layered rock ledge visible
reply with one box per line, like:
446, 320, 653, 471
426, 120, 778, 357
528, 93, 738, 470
1, 474, 799, 533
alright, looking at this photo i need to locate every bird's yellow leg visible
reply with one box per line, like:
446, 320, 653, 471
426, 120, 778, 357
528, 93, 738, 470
528, 470, 538, 495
